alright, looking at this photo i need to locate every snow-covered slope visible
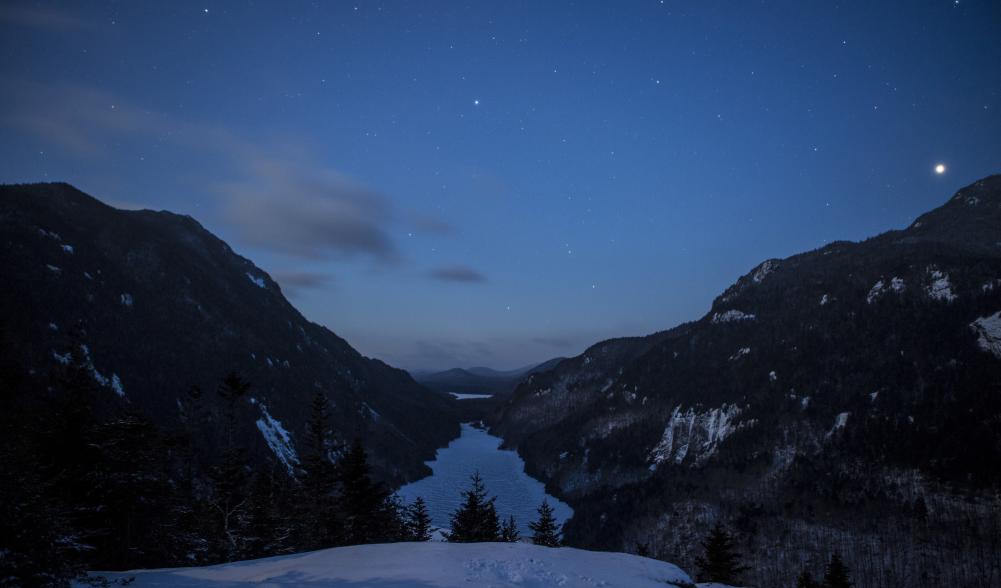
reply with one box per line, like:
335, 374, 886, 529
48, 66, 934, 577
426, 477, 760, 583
78, 543, 698, 587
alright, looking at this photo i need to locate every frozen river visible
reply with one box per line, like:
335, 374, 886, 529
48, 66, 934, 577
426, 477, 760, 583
397, 423, 573, 537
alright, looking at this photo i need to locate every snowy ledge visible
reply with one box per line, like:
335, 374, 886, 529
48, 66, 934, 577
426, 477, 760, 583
77, 542, 710, 588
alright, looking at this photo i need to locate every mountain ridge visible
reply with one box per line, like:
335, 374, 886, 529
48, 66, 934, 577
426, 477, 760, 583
490, 175, 1001, 587
0, 181, 460, 483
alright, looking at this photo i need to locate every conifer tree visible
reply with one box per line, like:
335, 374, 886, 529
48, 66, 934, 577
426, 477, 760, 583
298, 389, 340, 548
822, 552, 853, 588
338, 438, 399, 544
501, 515, 520, 542
407, 497, 433, 541
694, 521, 749, 585
528, 499, 561, 547
448, 471, 501, 542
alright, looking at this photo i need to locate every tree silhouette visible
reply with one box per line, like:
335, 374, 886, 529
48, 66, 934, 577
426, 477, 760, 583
501, 515, 520, 542
448, 471, 500, 542
823, 552, 853, 588
694, 521, 749, 585
528, 499, 561, 547
407, 497, 433, 541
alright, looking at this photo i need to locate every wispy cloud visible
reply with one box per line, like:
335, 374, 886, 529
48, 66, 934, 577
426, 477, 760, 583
217, 161, 400, 262
428, 264, 486, 283
0, 79, 451, 265
272, 270, 332, 296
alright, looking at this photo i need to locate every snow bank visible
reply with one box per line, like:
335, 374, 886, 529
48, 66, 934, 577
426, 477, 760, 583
79, 542, 696, 588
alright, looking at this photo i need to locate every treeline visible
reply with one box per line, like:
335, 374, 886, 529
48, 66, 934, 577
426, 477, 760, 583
0, 336, 429, 587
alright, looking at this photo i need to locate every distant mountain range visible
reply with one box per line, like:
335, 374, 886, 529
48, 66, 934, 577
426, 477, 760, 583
0, 182, 459, 484
490, 175, 1001, 587
413, 358, 565, 397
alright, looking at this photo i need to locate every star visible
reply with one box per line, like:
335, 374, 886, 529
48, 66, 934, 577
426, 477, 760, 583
473, 99, 480, 106
934, 163, 946, 175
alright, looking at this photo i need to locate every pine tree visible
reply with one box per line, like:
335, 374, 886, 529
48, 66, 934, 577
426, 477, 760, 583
338, 438, 399, 544
528, 499, 561, 547
407, 497, 433, 541
501, 515, 520, 542
298, 389, 341, 549
797, 569, 820, 588
694, 521, 749, 585
822, 552, 853, 588
448, 471, 501, 542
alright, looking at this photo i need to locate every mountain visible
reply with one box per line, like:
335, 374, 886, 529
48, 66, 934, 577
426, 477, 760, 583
75, 542, 700, 588
415, 358, 567, 397
490, 175, 1001, 587
0, 182, 459, 483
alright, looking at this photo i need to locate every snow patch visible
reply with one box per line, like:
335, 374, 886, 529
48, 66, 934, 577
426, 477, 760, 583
120, 293, 133, 307
729, 347, 750, 361
970, 312, 1001, 358
246, 272, 266, 288
867, 277, 904, 304
45, 264, 61, 274
649, 404, 746, 469
61, 244, 74, 254
48, 322, 59, 331
926, 267, 957, 302
255, 405, 299, 474
827, 412, 850, 437
768, 370, 778, 382
820, 294, 829, 306
110, 374, 125, 398
712, 309, 755, 323
52, 351, 71, 365
752, 259, 778, 283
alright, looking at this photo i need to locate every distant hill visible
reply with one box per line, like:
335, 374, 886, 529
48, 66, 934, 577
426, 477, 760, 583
491, 175, 1001, 587
0, 182, 459, 483
414, 357, 566, 397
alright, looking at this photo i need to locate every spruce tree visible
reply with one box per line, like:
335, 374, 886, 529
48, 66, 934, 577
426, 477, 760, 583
407, 497, 433, 541
528, 499, 561, 547
299, 389, 340, 549
501, 515, 520, 542
822, 552, 853, 588
448, 471, 501, 542
694, 521, 749, 585
338, 438, 399, 544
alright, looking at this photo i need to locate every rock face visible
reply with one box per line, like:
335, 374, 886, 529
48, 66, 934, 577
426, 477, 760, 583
491, 175, 1001, 587
0, 182, 459, 483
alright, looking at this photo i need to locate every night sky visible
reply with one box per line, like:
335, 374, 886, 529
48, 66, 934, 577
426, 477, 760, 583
2, 1, 999, 371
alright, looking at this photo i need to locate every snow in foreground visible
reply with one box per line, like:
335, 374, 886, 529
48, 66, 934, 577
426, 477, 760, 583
80, 542, 700, 587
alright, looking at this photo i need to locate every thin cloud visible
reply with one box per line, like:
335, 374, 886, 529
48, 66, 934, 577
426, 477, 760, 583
428, 264, 486, 283
217, 161, 400, 262
0, 80, 452, 265
272, 270, 332, 295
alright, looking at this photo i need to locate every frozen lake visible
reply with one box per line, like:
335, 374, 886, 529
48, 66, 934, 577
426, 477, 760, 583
398, 423, 573, 537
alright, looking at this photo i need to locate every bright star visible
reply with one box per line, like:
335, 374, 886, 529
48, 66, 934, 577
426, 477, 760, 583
473, 99, 480, 106
934, 163, 946, 175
